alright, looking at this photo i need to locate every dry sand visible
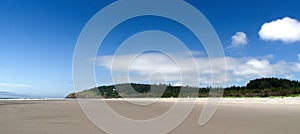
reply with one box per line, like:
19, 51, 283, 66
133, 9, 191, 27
0, 98, 299, 134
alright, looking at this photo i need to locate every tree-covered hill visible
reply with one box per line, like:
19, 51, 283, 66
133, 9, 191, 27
246, 78, 300, 89
66, 78, 300, 98
222, 78, 300, 97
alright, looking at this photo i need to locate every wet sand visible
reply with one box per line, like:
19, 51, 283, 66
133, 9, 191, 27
0, 98, 299, 134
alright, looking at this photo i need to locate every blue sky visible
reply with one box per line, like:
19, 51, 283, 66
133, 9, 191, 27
1, 0, 300, 98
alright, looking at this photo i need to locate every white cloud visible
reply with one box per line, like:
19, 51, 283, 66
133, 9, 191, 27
259, 17, 300, 43
0, 83, 31, 88
97, 52, 200, 86
295, 54, 300, 71
295, 63, 300, 71
96, 52, 300, 86
174, 82, 183, 86
228, 32, 248, 48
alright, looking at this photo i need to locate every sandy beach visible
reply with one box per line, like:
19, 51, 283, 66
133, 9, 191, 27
0, 98, 300, 134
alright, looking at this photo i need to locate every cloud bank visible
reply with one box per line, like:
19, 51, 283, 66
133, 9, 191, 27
96, 52, 300, 86
259, 17, 300, 43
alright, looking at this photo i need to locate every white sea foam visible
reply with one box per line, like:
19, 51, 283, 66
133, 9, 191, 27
2, 97, 299, 105
98, 97, 300, 105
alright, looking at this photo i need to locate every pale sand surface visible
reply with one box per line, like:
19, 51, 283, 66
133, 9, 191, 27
0, 98, 300, 134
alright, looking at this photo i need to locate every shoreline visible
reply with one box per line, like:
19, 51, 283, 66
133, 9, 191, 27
2, 97, 299, 104
88, 97, 300, 104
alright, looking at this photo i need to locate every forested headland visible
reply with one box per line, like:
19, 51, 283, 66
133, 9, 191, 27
66, 78, 300, 98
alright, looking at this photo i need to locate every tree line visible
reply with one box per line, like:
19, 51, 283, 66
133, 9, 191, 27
66, 78, 300, 98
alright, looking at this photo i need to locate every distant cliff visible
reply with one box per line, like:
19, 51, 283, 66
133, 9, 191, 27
66, 78, 300, 98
